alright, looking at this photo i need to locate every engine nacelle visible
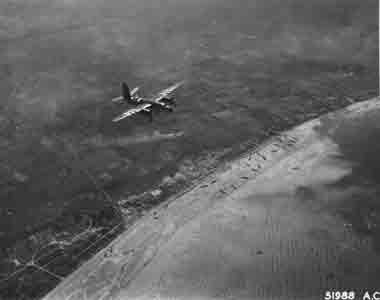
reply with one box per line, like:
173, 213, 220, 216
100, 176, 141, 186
162, 97, 176, 106
142, 108, 153, 121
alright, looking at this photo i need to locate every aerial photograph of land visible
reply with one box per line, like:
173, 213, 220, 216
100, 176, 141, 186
0, 0, 378, 299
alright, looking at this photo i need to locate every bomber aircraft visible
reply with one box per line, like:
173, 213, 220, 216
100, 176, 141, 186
111, 81, 183, 122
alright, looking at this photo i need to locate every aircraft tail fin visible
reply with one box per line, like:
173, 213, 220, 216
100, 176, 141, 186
130, 87, 140, 98
122, 82, 132, 103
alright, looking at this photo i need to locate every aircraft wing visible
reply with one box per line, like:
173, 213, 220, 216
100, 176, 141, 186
111, 96, 124, 102
112, 103, 151, 122
151, 81, 184, 102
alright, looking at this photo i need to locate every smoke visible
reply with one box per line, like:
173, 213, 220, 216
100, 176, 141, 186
51, 0, 378, 66
0, 0, 377, 126
263, 0, 378, 65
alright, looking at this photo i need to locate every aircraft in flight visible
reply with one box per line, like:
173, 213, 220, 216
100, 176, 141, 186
111, 81, 183, 122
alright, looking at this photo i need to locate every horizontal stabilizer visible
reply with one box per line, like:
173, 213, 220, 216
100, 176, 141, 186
111, 96, 124, 102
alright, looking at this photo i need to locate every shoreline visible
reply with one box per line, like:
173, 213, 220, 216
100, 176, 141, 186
43, 97, 380, 300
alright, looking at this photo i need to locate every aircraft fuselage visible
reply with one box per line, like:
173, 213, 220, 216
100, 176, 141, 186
112, 81, 182, 122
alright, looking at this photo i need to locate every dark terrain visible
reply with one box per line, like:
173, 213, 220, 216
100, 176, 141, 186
0, 0, 378, 298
